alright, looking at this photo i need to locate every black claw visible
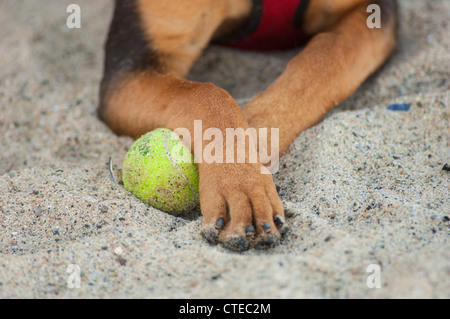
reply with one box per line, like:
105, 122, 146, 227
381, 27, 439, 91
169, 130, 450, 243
262, 222, 271, 233
215, 218, 225, 229
274, 216, 285, 227
245, 225, 255, 235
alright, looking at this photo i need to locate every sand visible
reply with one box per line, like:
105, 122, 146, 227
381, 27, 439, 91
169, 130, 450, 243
0, 0, 448, 298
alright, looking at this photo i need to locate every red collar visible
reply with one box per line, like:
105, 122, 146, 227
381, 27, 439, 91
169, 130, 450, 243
219, 0, 310, 51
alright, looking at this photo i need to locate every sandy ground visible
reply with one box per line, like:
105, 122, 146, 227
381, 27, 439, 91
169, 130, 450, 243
0, 0, 449, 299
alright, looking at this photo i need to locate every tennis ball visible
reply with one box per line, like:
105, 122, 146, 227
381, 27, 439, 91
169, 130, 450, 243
122, 128, 199, 215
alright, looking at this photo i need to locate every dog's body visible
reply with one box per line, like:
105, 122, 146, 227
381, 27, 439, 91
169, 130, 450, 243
99, 0, 398, 251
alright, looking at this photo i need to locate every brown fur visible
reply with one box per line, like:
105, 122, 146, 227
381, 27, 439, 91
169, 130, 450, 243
99, 0, 398, 251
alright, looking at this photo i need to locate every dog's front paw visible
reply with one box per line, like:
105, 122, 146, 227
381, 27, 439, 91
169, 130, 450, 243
199, 162, 286, 252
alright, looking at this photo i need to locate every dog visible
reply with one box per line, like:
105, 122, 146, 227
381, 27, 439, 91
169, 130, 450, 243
98, 0, 398, 251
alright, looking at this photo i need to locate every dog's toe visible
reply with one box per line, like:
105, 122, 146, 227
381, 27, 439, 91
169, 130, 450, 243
200, 225, 219, 245
222, 235, 249, 252
253, 233, 280, 250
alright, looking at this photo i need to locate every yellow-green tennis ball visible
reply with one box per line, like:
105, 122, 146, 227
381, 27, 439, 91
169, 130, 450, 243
122, 128, 199, 216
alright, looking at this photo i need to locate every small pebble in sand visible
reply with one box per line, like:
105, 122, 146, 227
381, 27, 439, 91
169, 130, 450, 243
387, 103, 411, 111
114, 247, 123, 256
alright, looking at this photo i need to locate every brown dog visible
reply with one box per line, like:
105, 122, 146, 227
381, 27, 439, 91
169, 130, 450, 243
98, 0, 398, 251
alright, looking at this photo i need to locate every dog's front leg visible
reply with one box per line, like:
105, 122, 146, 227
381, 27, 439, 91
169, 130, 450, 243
242, 0, 398, 157
99, 0, 284, 251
